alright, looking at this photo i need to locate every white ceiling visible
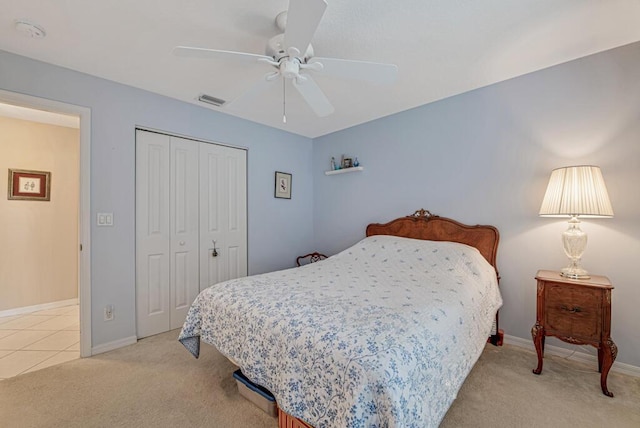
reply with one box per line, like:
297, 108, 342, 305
1, 1, 639, 138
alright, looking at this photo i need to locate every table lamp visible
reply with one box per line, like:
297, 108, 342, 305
539, 165, 613, 279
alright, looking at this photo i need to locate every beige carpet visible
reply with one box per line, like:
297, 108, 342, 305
1, 330, 638, 427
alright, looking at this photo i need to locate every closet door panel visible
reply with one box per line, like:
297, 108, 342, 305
136, 130, 171, 338
200, 148, 224, 288
146, 254, 165, 314
200, 144, 247, 292
223, 148, 247, 280
169, 137, 200, 330
227, 245, 241, 281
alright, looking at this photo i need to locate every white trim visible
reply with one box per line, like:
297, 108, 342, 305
0, 89, 92, 358
91, 336, 137, 355
78, 105, 92, 358
504, 334, 640, 378
135, 125, 248, 152
0, 298, 78, 317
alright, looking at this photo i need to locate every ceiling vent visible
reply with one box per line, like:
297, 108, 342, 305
198, 94, 226, 107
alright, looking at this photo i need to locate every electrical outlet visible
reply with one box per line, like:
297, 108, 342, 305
104, 304, 114, 321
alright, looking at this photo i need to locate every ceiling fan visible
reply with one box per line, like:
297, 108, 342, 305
173, 0, 398, 121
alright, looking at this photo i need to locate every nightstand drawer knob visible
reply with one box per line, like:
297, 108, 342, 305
560, 305, 582, 313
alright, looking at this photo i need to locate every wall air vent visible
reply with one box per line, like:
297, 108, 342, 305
198, 94, 226, 107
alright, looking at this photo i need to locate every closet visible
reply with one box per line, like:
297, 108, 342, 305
135, 129, 247, 338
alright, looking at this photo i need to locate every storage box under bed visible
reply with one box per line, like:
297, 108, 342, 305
233, 369, 277, 417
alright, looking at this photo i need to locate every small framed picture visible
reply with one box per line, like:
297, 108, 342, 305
274, 171, 292, 199
342, 158, 353, 168
8, 169, 51, 201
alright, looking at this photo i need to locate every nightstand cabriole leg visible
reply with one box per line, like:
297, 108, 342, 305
600, 338, 617, 397
531, 323, 544, 375
598, 347, 603, 373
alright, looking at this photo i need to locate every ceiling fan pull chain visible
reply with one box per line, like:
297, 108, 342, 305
282, 78, 287, 123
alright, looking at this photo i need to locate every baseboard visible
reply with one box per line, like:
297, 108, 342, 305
0, 298, 78, 317
504, 334, 640, 378
91, 336, 137, 355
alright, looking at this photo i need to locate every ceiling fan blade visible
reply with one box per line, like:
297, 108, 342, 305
283, 0, 327, 53
173, 46, 272, 64
292, 75, 334, 117
308, 57, 398, 84
225, 72, 280, 110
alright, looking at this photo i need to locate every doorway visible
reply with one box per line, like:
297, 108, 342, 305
0, 90, 91, 376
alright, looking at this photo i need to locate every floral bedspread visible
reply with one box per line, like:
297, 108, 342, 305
179, 235, 502, 428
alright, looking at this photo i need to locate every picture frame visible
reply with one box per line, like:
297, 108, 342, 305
7, 169, 51, 201
274, 171, 292, 199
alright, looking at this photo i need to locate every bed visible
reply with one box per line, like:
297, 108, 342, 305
179, 209, 503, 428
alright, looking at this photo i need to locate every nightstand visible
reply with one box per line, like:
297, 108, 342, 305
531, 270, 617, 397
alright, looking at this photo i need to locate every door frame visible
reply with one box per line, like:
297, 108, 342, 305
0, 89, 92, 357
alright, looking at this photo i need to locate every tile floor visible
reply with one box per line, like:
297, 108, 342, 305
0, 304, 80, 380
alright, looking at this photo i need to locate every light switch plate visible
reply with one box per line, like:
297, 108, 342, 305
97, 212, 114, 226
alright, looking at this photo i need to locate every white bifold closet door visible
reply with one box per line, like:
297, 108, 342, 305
136, 129, 247, 338
199, 142, 248, 289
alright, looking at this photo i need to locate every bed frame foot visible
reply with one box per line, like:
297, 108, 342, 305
488, 329, 504, 346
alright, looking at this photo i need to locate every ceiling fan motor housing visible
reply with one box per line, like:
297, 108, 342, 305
266, 34, 314, 62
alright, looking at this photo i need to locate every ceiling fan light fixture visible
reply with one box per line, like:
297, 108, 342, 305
198, 94, 226, 107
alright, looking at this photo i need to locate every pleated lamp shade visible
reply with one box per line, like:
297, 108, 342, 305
539, 166, 614, 218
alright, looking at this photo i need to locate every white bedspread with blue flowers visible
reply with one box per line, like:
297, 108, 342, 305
179, 235, 502, 427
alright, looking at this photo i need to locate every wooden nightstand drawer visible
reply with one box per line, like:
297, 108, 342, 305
545, 283, 601, 341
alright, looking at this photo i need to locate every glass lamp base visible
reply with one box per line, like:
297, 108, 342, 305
561, 216, 590, 280
561, 266, 590, 280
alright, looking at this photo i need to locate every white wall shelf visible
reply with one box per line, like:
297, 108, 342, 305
324, 166, 364, 176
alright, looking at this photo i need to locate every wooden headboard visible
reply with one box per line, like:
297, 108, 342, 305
366, 209, 500, 275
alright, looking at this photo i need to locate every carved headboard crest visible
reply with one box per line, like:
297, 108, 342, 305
410, 209, 436, 219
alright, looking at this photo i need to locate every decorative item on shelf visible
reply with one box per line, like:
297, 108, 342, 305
539, 165, 613, 280
325, 154, 364, 175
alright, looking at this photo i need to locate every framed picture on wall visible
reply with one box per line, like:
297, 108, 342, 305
7, 169, 51, 201
274, 171, 292, 199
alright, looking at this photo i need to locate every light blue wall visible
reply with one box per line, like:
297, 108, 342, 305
0, 50, 314, 348
3, 41, 639, 369
312, 42, 640, 367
